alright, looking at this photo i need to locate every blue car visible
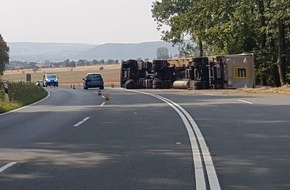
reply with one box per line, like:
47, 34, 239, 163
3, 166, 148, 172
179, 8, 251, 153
83, 73, 104, 90
43, 73, 58, 87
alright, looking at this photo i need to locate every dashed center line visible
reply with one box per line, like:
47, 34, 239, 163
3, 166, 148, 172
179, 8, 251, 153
0, 162, 17, 173
73, 117, 90, 127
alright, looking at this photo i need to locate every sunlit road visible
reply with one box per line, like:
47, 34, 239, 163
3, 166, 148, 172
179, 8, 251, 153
1, 87, 290, 190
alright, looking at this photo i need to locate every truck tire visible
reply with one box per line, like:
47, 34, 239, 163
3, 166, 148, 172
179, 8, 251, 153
124, 79, 136, 89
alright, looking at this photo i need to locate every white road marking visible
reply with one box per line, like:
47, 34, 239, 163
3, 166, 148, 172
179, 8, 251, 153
203, 93, 215, 96
128, 90, 221, 190
73, 117, 90, 127
0, 162, 17, 173
100, 102, 106, 106
238, 99, 253, 104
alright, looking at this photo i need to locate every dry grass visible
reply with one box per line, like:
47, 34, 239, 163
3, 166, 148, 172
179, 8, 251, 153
237, 85, 290, 95
195, 85, 290, 96
3, 64, 121, 87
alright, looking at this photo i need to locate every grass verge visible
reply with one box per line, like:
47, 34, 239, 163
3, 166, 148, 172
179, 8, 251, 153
0, 81, 48, 113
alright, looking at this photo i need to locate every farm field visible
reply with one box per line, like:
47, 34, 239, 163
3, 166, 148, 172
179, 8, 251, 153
2, 63, 290, 95
2, 64, 121, 87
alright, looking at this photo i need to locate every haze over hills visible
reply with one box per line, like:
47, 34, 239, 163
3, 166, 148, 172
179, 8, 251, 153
8, 41, 180, 62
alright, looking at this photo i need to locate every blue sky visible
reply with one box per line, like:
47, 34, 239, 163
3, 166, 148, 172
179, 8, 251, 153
0, 0, 163, 44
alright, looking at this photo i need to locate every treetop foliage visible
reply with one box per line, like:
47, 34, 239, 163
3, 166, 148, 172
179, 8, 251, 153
0, 34, 10, 76
151, 0, 290, 86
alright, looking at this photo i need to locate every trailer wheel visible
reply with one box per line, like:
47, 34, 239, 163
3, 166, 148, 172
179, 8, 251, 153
193, 81, 210, 89
152, 79, 162, 89
124, 79, 136, 89
193, 81, 202, 90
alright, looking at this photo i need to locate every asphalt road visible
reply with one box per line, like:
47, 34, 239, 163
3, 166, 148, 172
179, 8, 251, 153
1, 87, 290, 190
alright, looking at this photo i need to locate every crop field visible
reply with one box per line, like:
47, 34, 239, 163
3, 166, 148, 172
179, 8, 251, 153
2, 64, 121, 87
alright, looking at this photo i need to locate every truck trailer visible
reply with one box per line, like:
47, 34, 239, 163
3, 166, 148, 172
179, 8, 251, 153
120, 54, 254, 90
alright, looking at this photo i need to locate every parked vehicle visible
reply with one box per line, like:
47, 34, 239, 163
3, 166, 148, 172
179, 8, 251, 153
83, 73, 104, 90
43, 73, 58, 87
36, 80, 44, 87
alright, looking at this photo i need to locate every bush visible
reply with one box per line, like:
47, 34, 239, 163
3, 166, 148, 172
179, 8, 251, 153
0, 81, 48, 113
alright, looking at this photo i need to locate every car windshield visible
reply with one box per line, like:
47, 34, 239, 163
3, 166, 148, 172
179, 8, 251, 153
47, 74, 57, 79
87, 74, 101, 79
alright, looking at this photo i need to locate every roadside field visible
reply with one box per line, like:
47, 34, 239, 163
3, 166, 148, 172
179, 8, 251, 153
3, 64, 290, 95
2, 64, 121, 87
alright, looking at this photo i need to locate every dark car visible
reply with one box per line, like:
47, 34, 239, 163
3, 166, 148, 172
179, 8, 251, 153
83, 73, 104, 90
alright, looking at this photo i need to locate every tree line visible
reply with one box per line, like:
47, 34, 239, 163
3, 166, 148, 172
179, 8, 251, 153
151, 0, 290, 86
5, 59, 121, 71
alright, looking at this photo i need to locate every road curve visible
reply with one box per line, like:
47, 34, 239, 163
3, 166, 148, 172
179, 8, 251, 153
1, 87, 290, 190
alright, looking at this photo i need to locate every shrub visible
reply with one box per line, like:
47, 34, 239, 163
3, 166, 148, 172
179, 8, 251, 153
0, 81, 48, 113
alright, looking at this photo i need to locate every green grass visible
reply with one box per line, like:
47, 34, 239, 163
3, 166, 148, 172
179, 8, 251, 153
0, 100, 22, 113
0, 81, 48, 113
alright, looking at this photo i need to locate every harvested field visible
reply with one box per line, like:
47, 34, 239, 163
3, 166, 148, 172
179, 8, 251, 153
2, 64, 121, 87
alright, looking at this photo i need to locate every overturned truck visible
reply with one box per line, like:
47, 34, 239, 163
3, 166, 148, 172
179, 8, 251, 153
120, 54, 254, 89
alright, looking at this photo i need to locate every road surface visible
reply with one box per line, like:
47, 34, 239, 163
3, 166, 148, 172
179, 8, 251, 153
1, 87, 290, 190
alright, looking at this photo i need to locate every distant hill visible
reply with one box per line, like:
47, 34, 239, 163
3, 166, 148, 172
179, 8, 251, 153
8, 41, 180, 62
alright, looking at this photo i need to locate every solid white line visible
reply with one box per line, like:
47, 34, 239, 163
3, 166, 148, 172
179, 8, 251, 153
155, 94, 221, 190
159, 96, 207, 190
0, 162, 17, 173
73, 117, 90, 127
170, 99, 221, 190
128, 90, 214, 190
238, 99, 253, 104
100, 102, 106, 106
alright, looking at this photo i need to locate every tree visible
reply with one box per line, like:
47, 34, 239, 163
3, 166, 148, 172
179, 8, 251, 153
77, 59, 86, 66
64, 59, 70, 67
99, 59, 105, 64
0, 34, 9, 76
151, 0, 203, 54
263, 0, 290, 85
152, 1, 259, 55
70, 61, 76, 69
157, 47, 169, 59
92, 59, 98, 65
151, 0, 290, 86
32, 66, 39, 73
